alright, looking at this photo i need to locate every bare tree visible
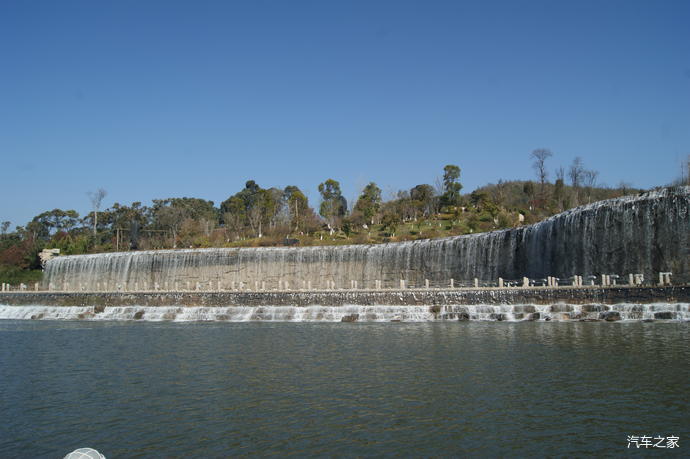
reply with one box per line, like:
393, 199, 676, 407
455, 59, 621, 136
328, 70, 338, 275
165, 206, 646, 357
87, 188, 107, 235
530, 149, 552, 208
531, 148, 552, 190
582, 169, 599, 203
568, 157, 585, 188
555, 166, 565, 182
1, 221, 10, 234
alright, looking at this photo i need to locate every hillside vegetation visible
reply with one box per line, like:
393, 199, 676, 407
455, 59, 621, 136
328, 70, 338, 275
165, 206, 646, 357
0, 154, 653, 284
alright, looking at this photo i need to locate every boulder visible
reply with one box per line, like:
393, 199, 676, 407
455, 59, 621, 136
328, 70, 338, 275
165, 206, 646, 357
341, 313, 359, 322
600, 311, 621, 321
133, 311, 145, 320
654, 312, 674, 320
490, 313, 508, 321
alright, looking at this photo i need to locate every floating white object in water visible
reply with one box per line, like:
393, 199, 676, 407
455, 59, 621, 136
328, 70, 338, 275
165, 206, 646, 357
64, 448, 105, 459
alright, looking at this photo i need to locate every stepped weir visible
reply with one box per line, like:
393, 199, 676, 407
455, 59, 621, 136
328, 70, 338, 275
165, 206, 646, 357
40, 187, 690, 291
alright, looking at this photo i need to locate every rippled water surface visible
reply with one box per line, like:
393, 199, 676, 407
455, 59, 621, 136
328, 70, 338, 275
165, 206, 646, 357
1, 321, 688, 456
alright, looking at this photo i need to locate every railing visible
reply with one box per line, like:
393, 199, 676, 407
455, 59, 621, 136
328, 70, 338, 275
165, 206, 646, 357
0, 272, 676, 293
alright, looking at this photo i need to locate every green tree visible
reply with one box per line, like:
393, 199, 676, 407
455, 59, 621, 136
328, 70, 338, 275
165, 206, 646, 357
318, 179, 347, 231
410, 184, 436, 217
380, 211, 400, 237
28, 210, 80, 243
523, 181, 535, 209
441, 165, 462, 208
353, 182, 382, 225
283, 186, 311, 232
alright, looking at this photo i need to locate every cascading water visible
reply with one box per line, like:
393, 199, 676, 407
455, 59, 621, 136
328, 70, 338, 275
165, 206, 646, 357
41, 187, 690, 290
0, 303, 687, 322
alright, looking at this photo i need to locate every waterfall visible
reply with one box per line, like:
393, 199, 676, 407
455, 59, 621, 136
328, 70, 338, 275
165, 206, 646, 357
1, 304, 688, 322
42, 187, 690, 289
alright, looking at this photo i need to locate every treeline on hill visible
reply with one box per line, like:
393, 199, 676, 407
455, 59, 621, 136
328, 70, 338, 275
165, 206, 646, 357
0, 153, 646, 283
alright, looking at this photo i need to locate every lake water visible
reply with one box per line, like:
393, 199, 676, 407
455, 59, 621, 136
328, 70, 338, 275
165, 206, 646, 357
1, 320, 687, 456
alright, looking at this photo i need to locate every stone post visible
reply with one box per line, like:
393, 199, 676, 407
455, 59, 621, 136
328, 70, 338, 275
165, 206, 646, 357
35, 283, 39, 291
285, 280, 289, 291
450, 278, 454, 289
523, 277, 529, 288
354, 280, 358, 289
659, 272, 664, 286
425, 279, 429, 289
665, 273, 672, 285
307, 280, 311, 290
474, 278, 479, 288
400, 279, 405, 289
498, 277, 504, 288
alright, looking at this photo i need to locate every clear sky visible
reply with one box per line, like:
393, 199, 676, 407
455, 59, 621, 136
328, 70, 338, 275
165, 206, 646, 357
1, 0, 689, 228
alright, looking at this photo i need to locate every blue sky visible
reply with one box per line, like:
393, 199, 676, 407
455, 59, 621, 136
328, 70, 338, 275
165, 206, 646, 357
1, 0, 689, 227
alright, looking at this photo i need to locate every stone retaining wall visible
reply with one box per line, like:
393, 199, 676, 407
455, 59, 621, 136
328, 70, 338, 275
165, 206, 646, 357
0, 286, 687, 307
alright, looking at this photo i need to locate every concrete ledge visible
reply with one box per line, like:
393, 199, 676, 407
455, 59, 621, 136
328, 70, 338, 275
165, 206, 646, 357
0, 286, 688, 307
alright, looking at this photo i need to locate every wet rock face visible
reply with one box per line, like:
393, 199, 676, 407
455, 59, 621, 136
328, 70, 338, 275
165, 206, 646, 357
41, 188, 690, 289
601, 311, 622, 321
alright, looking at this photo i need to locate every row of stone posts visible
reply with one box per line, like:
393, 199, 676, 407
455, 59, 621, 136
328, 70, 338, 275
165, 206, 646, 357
1, 283, 33, 291
6, 272, 674, 293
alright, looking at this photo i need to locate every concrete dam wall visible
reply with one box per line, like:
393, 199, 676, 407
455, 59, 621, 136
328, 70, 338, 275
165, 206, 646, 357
42, 187, 690, 289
